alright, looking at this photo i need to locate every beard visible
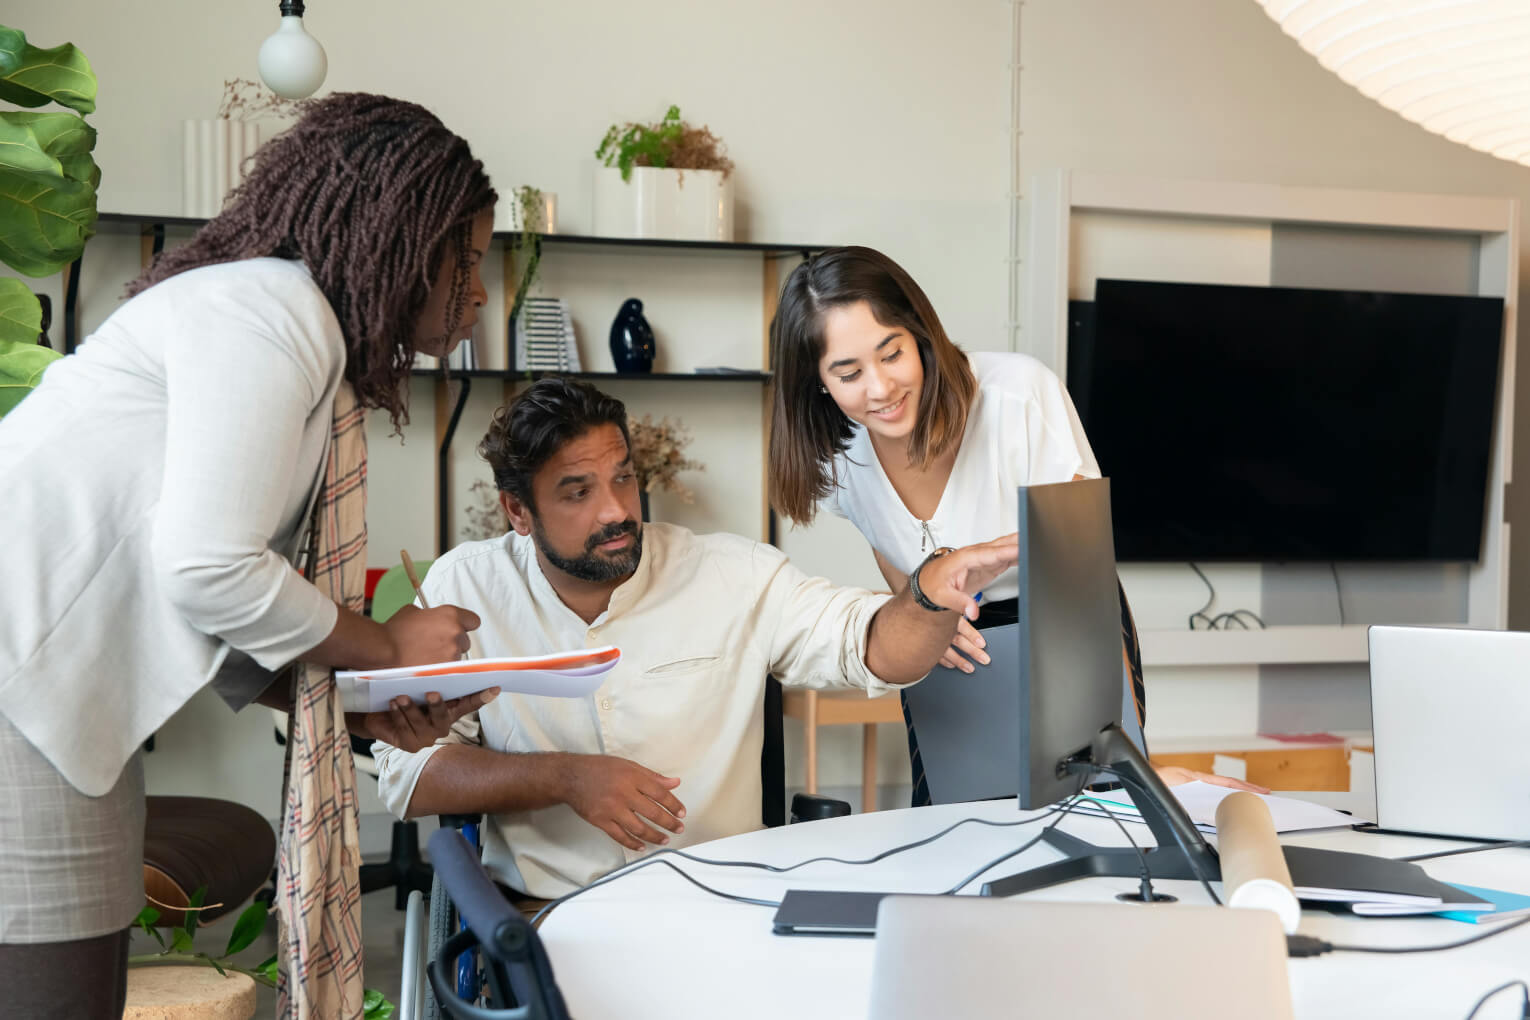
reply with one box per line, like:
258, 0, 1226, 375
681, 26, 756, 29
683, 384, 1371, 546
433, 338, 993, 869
533, 517, 643, 583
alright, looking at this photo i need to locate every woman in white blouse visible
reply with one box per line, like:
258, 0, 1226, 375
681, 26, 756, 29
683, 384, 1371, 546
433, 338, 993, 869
766, 246, 1258, 805
0, 94, 494, 1014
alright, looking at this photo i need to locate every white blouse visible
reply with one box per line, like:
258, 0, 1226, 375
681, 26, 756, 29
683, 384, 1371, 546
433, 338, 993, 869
822, 351, 1100, 599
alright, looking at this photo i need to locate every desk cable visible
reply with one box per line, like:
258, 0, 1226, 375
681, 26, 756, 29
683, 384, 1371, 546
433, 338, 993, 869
1086, 763, 1224, 906
530, 797, 1082, 927
1462, 980, 1529, 1020
1395, 840, 1530, 863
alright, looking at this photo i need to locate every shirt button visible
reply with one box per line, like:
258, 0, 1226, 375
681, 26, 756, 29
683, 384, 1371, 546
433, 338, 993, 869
600, 698, 612, 711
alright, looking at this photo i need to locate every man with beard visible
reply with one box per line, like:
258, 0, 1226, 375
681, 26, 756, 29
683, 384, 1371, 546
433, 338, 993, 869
371, 378, 1018, 902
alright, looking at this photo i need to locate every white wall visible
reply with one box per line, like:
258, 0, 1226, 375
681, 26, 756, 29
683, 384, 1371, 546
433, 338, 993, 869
1015, 0, 1530, 746
10, 0, 1009, 806
20, 0, 1530, 808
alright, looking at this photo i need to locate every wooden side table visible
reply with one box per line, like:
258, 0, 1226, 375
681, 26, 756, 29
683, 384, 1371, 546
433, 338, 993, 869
780, 689, 906, 811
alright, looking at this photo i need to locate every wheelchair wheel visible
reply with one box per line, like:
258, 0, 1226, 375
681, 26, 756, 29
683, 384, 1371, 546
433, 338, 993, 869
424, 870, 456, 1020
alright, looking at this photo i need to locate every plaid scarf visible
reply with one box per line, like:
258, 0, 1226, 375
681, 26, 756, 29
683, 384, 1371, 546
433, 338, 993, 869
276, 382, 368, 1019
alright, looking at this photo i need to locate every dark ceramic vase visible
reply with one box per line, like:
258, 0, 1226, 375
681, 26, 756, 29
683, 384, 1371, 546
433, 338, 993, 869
609, 297, 655, 373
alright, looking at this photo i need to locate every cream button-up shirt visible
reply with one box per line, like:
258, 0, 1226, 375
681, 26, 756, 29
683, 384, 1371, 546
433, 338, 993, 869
373, 523, 901, 898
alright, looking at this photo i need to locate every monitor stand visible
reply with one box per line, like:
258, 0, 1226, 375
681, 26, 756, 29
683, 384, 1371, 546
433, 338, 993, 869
980, 724, 1221, 899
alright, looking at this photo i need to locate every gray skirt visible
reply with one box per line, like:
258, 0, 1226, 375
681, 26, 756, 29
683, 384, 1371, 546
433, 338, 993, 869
0, 712, 145, 943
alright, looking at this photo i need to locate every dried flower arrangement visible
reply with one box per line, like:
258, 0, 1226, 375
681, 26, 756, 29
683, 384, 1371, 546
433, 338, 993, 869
218, 78, 316, 121
460, 479, 510, 543
596, 105, 735, 183
627, 415, 704, 502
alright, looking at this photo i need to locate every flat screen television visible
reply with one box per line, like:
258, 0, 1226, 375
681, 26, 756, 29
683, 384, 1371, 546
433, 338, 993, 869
1067, 279, 1504, 562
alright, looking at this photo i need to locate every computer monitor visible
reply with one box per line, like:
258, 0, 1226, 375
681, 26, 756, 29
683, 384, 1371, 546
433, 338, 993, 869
1015, 478, 1126, 808
980, 478, 1221, 899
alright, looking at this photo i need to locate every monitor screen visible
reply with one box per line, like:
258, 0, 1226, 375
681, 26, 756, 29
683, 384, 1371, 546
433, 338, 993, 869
1070, 279, 1504, 562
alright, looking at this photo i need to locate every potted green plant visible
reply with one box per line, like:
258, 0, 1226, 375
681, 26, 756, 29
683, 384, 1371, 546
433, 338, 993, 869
593, 104, 735, 241
0, 23, 97, 418
131, 891, 395, 1019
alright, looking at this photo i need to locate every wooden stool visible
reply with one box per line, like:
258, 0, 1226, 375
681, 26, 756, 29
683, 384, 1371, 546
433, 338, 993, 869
125, 966, 256, 1020
781, 689, 905, 811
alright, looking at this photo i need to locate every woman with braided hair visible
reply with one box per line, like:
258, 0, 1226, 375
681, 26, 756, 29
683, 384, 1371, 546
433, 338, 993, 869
0, 93, 496, 1016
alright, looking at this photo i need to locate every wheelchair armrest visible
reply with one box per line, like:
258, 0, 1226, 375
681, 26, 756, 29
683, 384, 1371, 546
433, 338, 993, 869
789, 793, 852, 823
438, 813, 483, 830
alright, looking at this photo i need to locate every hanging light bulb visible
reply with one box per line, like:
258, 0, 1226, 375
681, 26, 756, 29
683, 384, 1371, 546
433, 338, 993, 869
258, 0, 327, 100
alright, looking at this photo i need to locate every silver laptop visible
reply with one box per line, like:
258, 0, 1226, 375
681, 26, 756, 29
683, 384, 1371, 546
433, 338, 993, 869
868, 897, 1294, 1020
1368, 625, 1530, 841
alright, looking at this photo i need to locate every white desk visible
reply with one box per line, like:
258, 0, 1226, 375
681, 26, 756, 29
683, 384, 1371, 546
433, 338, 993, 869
538, 799, 1530, 1019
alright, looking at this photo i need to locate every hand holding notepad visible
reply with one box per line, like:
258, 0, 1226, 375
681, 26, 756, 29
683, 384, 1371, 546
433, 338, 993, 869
338, 646, 622, 713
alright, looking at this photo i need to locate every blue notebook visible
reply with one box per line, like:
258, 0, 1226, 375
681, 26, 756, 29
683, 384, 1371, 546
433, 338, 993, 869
1437, 883, 1530, 924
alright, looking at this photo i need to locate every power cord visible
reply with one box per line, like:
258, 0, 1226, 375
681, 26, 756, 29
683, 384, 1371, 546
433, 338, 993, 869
1396, 840, 1530, 863
1284, 911, 1530, 958
1186, 563, 1266, 630
1080, 794, 1168, 903
1330, 562, 1346, 626
532, 799, 1079, 926
939, 791, 1089, 894
1463, 980, 1529, 1020
1087, 763, 1223, 905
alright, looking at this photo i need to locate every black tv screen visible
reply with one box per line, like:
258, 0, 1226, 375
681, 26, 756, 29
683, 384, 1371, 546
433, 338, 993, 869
1069, 279, 1504, 562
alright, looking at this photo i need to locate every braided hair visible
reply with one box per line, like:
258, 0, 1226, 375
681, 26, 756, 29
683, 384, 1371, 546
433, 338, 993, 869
128, 92, 497, 428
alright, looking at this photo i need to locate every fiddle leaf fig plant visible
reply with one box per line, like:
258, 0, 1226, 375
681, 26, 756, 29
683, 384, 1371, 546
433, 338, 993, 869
0, 23, 100, 414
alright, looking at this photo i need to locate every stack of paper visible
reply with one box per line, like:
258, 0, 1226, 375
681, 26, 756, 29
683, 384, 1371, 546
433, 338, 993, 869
1075, 781, 1357, 834
337, 646, 620, 713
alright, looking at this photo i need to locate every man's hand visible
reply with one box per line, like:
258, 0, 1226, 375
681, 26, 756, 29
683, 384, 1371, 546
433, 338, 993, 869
562, 755, 686, 851
1154, 764, 1270, 795
919, 534, 1021, 620
346, 688, 499, 753
939, 616, 990, 673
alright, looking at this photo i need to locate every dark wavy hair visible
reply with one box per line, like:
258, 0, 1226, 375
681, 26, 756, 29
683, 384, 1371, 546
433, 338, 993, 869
768, 246, 977, 522
479, 377, 632, 511
127, 92, 497, 429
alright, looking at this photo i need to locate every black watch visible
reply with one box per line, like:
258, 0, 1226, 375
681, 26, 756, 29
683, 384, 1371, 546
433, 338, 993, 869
908, 546, 956, 613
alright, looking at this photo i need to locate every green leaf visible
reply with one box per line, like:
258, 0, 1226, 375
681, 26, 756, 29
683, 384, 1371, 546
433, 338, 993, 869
0, 33, 96, 114
170, 927, 194, 954
184, 886, 206, 942
223, 902, 268, 958
0, 118, 62, 180
255, 953, 279, 983
0, 162, 97, 276
363, 989, 395, 1020
0, 27, 24, 77
204, 954, 228, 978
0, 337, 61, 418
133, 905, 161, 938
6, 111, 97, 186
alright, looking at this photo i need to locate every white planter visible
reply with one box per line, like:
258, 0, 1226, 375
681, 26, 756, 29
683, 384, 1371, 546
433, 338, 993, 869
592, 166, 734, 241
181, 119, 261, 219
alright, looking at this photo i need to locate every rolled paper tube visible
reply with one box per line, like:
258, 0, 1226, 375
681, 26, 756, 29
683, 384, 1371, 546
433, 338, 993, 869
1214, 791, 1301, 934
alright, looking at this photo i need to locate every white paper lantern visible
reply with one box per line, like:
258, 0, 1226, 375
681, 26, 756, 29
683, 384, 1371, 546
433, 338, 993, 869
1258, 1, 1530, 167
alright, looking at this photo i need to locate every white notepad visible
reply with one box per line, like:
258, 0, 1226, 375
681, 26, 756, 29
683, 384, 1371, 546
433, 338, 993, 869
1076, 781, 1359, 834
336, 646, 620, 713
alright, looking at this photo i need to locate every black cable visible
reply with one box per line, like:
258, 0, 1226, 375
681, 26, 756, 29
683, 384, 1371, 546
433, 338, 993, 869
1089, 763, 1223, 905
1188, 562, 1216, 630
531, 855, 782, 927
1285, 912, 1530, 958
1081, 793, 1162, 902
1398, 839, 1530, 863
940, 793, 1087, 894
1463, 979, 1529, 1020
531, 802, 1075, 926
1330, 563, 1346, 626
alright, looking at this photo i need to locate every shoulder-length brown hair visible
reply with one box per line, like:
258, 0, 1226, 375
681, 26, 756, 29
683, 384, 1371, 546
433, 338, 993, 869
768, 246, 976, 523
127, 92, 497, 430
